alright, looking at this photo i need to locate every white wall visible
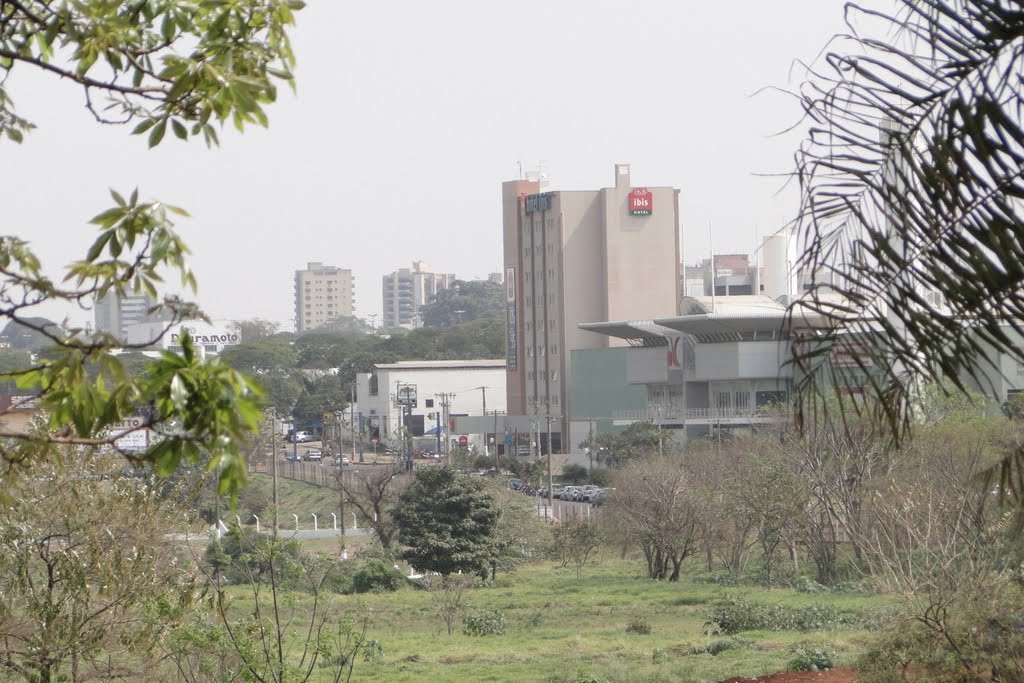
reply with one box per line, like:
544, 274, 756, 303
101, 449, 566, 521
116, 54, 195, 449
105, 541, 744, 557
695, 342, 791, 381
360, 365, 506, 449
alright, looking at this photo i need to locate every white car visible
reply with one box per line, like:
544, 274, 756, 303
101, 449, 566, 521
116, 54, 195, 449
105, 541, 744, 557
305, 449, 323, 461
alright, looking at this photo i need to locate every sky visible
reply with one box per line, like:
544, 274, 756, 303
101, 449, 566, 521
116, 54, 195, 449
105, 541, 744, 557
2, 0, 854, 331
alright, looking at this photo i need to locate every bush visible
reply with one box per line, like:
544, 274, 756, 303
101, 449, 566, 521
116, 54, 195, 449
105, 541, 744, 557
462, 609, 506, 636
681, 637, 751, 656
350, 559, 406, 594
625, 620, 652, 635
708, 596, 858, 634
787, 643, 835, 671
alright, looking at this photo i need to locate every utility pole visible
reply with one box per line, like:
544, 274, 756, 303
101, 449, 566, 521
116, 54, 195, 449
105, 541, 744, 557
546, 406, 554, 521
478, 386, 487, 457
350, 384, 357, 463
337, 410, 346, 559
436, 393, 454, 465
271, 409, 279, 538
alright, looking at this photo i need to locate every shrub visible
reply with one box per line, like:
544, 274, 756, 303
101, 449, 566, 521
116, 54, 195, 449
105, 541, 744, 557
463, 609, 506, 636
787, 643, 835, 671
625, 620, 652, 635
350, 559, 406, 593
708, 596, 858, 634
680, 637, 751, 656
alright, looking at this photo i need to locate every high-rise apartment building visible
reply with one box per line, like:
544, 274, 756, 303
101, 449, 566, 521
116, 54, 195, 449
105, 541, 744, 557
94, 293, 168, 341
502, 164, 681, 445
294, 262, 355, 333
381, 261, 455, 328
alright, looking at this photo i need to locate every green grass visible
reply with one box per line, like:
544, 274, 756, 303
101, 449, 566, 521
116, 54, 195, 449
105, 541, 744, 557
205, 478, 890, 681
217, 554, 888, 683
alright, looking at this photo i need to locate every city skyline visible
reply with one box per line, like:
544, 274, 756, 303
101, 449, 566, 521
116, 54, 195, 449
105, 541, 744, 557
3, 0, 849, 329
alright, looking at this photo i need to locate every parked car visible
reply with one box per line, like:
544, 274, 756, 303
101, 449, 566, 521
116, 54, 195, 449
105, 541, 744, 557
289, 430, 314, 443
562, 486, 582, 501
305, 449, 323, 461
581, 486, 601, 503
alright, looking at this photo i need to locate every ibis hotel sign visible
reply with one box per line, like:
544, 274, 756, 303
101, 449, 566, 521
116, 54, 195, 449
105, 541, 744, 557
628, 188, 653, 216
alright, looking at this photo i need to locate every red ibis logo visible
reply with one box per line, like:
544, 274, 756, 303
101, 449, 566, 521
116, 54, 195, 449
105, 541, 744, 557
628, 188, 652, 216
667, 337, 681, 368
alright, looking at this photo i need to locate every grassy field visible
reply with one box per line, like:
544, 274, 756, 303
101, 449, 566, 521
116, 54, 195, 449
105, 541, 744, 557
232, 552, 887, 683
214, 477, 888, 681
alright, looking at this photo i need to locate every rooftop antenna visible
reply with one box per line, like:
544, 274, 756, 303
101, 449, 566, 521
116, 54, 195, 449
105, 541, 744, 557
709, 219, 716, 312
754, 224, 760, 295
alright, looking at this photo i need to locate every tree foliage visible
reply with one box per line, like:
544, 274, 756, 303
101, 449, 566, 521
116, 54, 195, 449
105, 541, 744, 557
791, 0, 1024, 499
582, 421, 668, 469
420, 279, 504, 327
0, 0, 303, 145
0, 1, 304, 495
393, 467, 499, 578
0, 455, 197, 681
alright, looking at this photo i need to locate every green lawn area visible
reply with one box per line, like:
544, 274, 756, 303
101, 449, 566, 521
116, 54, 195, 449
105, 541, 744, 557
206, 477, 889, 681
239, 553, 887, 683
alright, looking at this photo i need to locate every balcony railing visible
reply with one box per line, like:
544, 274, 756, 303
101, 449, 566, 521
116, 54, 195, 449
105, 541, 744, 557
611, 407, 778, 422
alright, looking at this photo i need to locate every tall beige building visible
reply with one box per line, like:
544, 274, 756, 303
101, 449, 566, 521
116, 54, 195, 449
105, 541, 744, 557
294, 262, 355, 333
502, 164, 680, 446
382, 261, 455, 328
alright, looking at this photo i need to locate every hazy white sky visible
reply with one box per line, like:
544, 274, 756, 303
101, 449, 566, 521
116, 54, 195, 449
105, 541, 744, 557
3, 0, 854, 330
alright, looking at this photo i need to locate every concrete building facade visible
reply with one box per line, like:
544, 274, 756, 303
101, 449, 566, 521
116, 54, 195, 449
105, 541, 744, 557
356, 360, 506, 454
502, 164, 680, 448
294, 262, 355, 333
381, 261, 455, 329
94, 293, 168, 341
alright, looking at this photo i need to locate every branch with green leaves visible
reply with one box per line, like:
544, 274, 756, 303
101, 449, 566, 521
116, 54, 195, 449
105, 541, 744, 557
0, 0, 304, 146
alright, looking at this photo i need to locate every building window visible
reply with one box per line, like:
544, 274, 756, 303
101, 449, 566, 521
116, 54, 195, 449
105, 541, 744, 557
539, 346, 545, 357
550, 370, 558, 381
527, 347, 533, 358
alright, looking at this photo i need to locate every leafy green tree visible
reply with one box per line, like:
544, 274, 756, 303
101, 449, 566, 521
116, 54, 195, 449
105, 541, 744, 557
582, 421, 667, 469
0, 1, 302, 495
393, 467, 499, 578
791, 0, 1024, 501
420, 280, 504, 327
230, 318, 282, 342
561, 462, 588, 484
487, 486, 550, 579
0, 454, 197, 681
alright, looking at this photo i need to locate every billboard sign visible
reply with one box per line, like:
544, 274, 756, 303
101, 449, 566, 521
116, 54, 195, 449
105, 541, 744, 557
396, 383, 418, 407
101, 416, 150, 453
628, 188, 653, 216
506, 266, 517, 370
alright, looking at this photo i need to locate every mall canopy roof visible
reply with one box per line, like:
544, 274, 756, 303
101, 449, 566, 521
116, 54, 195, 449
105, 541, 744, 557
576, 320, 680, 347
580, 295, 841, 344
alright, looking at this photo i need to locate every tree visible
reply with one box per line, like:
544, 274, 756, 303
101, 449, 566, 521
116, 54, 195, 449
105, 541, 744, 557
0, 454, 197, 681
791, 0, 1024, 500
338, 465, 407, 549
488, 486, 550, 579
561, 462, 589, 484
610, 458, 707, 581
393, 468, 499, 578
582, 421, 667, 469
420, 280, 504, 327
231, 319, 283, 342
550, 518, 604, 579
0, 1, 302, 495
195, 528, 369, 683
